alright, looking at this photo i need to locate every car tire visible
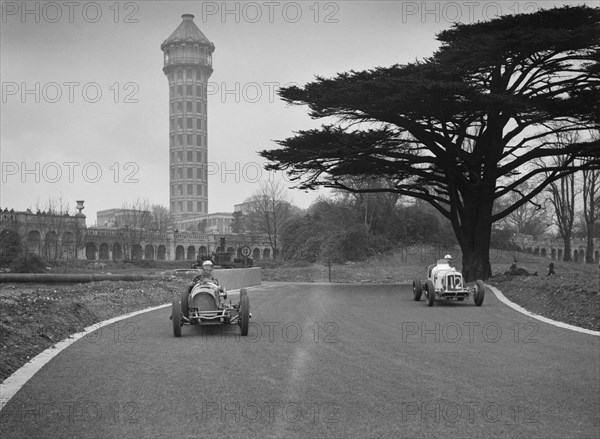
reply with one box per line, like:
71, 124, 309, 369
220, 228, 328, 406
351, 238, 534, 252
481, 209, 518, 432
239, 294, 250, 336
412, 279, 422, 301
474, 280, 485, 306
172, 299, 182, 337
426, 280, 435, 306
181, 286, 191, 317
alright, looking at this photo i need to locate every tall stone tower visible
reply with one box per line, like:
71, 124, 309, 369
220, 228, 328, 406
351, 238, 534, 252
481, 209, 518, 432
161, 14, 214, 222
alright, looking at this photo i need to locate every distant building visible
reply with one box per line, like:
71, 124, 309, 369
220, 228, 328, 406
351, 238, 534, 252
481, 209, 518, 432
0, 202, 273, 262
178, 212, 233, 234
234, 201, 252, 215
234, 197, 292, 215
0, 202, 86, 262
96, 208, 151, 228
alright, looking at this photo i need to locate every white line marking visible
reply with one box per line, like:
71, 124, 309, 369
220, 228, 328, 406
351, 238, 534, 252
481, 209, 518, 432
488, 284, 600, 336
0, 287, 257, 411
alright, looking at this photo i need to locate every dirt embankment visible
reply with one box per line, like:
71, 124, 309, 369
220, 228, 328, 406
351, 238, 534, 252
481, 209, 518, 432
488, 274, 600, 331
0, 278, 189, 382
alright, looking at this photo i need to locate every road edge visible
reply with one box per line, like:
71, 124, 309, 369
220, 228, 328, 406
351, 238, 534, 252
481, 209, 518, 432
487, 284, 600, 336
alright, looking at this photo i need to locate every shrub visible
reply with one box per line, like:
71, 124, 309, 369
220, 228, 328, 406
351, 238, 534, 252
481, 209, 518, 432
257, 259, 286, 269
135, 260, 156, 268
9, 255, 47, 273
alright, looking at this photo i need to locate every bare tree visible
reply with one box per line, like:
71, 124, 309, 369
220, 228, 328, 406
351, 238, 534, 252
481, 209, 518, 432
495, 182, 549, 237
0, 228, 21, 264
197, 218, 208, 234
543, 139, 578, 261
332, 177, 401, 255
32, 197, 80, 262
231, 211, 244, 233
116, 199, 152, 261
581, 132, 600, 263
245, 181, 294, 259
151, 204, 171, 233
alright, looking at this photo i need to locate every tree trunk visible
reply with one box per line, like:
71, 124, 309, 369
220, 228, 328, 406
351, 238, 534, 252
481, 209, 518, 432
458, 226, 493, 282
452, 193, 494, 282
586, 226, 595, 264
563, 233, 572, 262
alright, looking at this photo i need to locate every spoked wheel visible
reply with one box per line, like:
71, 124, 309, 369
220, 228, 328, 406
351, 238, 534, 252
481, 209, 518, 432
474, 280, 485, 306
172, 298, 182, 337
425, 280, 435, 306
239, 294, 250, 336
412, 279, 422, 301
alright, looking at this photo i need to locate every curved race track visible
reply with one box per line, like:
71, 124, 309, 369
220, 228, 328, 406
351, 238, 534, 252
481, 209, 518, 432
1, 283, 598, 438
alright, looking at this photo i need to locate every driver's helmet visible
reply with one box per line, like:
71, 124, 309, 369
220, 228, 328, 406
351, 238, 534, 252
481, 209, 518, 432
202, 260, 213, 273
444, 254, 453, 265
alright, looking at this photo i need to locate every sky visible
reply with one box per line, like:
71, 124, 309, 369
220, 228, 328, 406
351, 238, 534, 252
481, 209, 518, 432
0, 0, 592, 226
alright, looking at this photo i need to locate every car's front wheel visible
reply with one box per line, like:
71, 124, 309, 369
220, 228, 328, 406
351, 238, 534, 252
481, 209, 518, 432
425, 280, 435, 306
474, 280, 485, 306
172, 299, 182, 337
412, 279, 422, 301
239, 294, 250, 336
180, 286, 191, 317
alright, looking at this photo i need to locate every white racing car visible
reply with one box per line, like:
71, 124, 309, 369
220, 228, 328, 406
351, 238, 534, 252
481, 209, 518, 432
412, 257, 485, 306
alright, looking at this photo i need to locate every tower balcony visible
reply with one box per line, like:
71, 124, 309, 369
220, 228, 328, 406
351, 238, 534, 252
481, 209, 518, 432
163, 56, 213, 76
164, 55, 212, 67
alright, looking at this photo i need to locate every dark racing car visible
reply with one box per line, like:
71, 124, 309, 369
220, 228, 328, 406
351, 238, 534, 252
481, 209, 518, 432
171, 262, 251, 337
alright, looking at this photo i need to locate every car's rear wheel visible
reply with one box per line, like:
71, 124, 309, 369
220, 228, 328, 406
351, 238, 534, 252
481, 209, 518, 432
239, 294, 250, 336
426, 280, 435, 306
181, 286, 191, 317
474, 280, 485, 306
172, 299, 182, 337
412, 279, 422, 301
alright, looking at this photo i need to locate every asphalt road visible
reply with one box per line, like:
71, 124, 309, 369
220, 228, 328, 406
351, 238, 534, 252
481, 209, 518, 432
1, 282, 599, 439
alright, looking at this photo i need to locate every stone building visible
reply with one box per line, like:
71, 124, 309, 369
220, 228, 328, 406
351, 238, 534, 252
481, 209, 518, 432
0, 206, 85, 262
512, 234, 600, 263
1, 203, 270, 263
